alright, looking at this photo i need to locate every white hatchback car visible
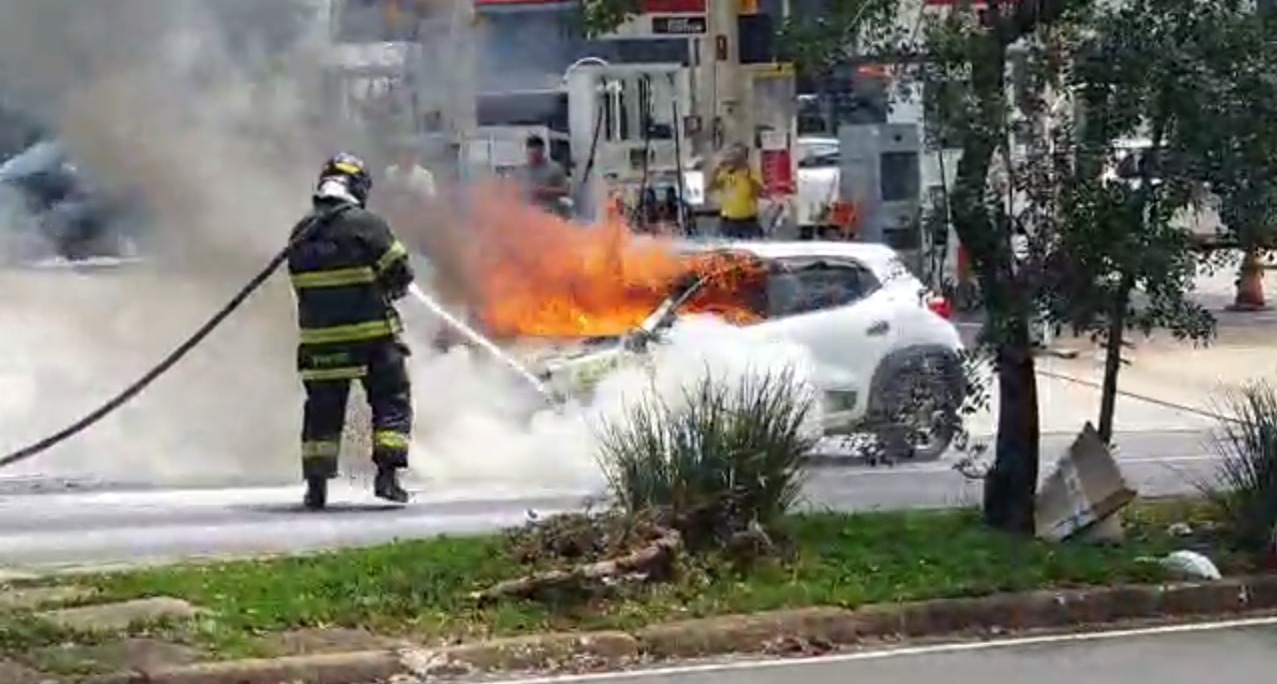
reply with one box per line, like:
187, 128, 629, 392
533, 240, 967, 460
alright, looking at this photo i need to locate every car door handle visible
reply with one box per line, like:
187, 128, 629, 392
867, 320, 890, 336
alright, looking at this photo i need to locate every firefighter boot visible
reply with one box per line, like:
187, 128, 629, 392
303, 476, 329, 510
373, 467, 409, 504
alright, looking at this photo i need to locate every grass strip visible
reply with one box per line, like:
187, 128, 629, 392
46, 507, 1204, 656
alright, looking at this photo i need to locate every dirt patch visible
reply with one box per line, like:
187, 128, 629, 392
635, 607, 858, 659
257, 627, 411, 657
24, 637, 201, 676
0, 659, 53, 684
403, 631, 640, 678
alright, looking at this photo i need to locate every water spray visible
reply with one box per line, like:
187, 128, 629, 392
405, 283, 559, 406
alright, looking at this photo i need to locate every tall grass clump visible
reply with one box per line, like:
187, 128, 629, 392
596, 365, 817, 550
1199, 381, 1277, 556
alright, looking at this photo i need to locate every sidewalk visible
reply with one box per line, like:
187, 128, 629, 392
965, 342, 1277, 437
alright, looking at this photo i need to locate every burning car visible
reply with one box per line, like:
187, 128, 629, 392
396, 183, 964, 459
522, 240, 967, 461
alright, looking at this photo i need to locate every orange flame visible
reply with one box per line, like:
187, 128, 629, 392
394, 181, 764, 340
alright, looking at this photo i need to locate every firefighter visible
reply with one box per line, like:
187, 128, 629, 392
287, 153, 415, 509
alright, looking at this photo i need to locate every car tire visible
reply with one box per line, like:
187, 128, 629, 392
870, 354, 962, 462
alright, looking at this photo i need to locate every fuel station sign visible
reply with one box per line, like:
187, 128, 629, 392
589, 0, 708, 40
651, 15, 707, 35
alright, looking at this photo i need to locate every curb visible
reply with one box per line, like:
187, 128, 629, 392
83, 651, 405, 684
83, 575, 1277, 683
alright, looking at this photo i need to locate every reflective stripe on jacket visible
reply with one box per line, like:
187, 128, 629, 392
287, 202, 414, 354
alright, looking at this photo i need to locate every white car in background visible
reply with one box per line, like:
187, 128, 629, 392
794, 136, 842, 234
534, 241, 966, 460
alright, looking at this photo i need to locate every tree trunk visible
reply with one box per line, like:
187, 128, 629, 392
983, 319, 1041, 533
1096, 278, 1133, 443
944, 36, 1042, 534
947, 0, 1087, 534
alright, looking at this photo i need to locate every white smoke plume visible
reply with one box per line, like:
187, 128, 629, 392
0, 0, 821, 500
406, 316, 823, 496
0, 0, 337, 485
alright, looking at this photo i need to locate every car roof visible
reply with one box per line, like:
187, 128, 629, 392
676, 239, 905, 273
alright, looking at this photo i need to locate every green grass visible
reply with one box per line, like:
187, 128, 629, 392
47, 507, 1189, 656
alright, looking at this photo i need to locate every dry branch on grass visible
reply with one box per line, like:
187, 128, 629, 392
472, 527, 683, 604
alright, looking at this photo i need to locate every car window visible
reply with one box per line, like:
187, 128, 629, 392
798, 151, 840, 169
767, 259, 880, 318
797, 142, 839, 169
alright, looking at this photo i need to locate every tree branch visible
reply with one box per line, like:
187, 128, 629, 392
996, 0, 1086, 46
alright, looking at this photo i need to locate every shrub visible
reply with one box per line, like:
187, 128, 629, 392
1199, 381, 1277, 555
595, 365, 817, 550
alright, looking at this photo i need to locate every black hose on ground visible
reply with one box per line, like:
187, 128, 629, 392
0, 211, 330, 470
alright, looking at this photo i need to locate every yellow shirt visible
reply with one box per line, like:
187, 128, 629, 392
714, 166, 763, 220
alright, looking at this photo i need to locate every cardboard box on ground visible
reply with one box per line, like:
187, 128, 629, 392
1036, 422, 1137, 543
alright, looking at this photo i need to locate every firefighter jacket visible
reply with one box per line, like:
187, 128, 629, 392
286, 201, 415, 364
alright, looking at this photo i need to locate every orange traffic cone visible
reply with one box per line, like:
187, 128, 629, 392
1228, 249, 1269, 311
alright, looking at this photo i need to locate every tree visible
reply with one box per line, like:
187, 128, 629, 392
1056, 0, 1277, 445
782, 0, 1207, 533
776, 0, 901, 77
913, 1, 1089, 534
1049, 0, 1220, 443
1164, 3, 1277, 291
578, 0, 644, 38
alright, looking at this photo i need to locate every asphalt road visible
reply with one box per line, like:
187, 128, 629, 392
475, 619, 1277, 684
0, 427, 1217, 572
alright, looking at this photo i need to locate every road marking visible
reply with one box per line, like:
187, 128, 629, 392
480, 615, 1277, 683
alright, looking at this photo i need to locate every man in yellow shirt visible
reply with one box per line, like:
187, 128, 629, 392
709, 143, 766, 239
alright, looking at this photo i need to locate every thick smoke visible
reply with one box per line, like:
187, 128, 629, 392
0, 0, 822, 498
0, 0, 331, 484
406, 316, 823, 495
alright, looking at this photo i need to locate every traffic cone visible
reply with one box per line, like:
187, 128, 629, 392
1228, 249, 1269, 311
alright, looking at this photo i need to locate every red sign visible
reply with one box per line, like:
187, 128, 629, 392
760, 148, 795, 196
641, 0, 706, 11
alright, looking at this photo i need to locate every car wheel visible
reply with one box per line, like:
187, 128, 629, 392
872, 356, 960, 462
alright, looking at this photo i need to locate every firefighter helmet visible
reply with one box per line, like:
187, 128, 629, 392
316, 153, 373, 205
